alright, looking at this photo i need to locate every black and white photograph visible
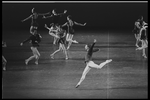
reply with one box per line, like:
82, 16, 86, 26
2, 1, 148, 99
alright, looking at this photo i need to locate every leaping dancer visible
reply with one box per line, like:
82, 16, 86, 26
76, 39, 112, 88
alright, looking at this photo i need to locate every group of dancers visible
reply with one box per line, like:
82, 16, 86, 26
20, 8, 87, 63
2, 8, 148, 88
132, 16, 148, 58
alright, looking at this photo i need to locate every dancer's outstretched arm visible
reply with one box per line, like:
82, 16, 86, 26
62, 22, 68, 27
57, 10, 67, 16
44, 24, 51, 30
38, 12, 51, 16
21, 15, 32, 22
43, 14, 53, 19
74, 21, 86, 26
20, 36, 32, 46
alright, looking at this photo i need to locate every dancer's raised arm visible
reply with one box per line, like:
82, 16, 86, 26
21, 15, 32, 22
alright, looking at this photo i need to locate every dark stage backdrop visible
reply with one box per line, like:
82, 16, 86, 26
2, 2, 148, 31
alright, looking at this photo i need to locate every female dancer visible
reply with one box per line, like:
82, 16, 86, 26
62, 15, 86, 50
45, 23, 78, 45
132, 16, 143, 47
136, 25, 148, 58
21, 8, 50, 34
20, 29, 42, 65
43, 9, 67, 27
132, 16, 148, 47
2, 41, 7, 71
76, 39, 112, 88
45, 23, 59, 45
50, 25, 69, 60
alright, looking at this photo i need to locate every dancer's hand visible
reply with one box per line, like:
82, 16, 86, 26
44, 24, 47, 28
94, 39, 97, 43
35, 41, 38, 43
20, 43, 23, 46
42, 16, 46, 19
2, 42, 7, 47
84, 23, 86, 26
64, 10, 67, 14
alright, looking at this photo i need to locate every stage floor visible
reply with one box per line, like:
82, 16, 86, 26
2, 30, 148, 99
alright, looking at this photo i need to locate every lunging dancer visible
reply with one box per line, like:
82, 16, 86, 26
50, 25, 69, 60
21, 8, 50, 34
62, 15, 86, 50
20, 29, 42, 65
76, 39, 112, 88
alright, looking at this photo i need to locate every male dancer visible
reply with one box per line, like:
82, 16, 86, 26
76, 39, 112, 88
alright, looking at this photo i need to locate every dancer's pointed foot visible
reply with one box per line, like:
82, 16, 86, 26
65, 57, 68, 60
143, 55, 147, 58
106, 59, 112, 63
50, 54, 54, 59
35, 61, 38, 65
75, 84, 80, 88
73, 40, 79, 43
25, 59, 28, 65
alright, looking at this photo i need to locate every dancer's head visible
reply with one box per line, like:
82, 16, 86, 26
67, 15, 72, 21
139, 15, 143, 21
52, 9, 57, 15
85, 44, 90, 51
